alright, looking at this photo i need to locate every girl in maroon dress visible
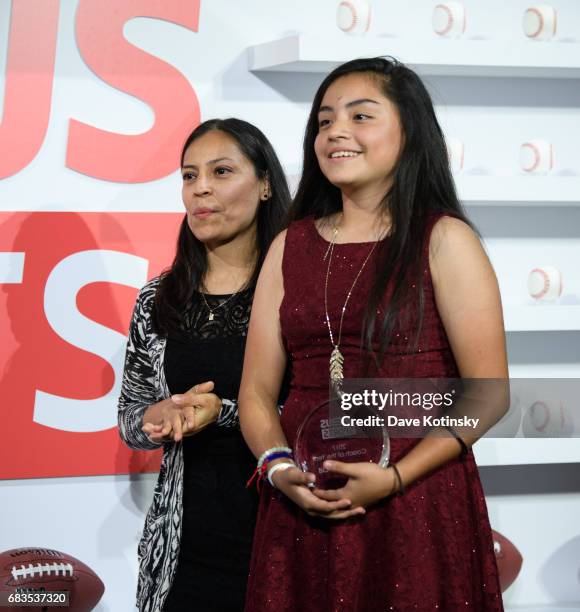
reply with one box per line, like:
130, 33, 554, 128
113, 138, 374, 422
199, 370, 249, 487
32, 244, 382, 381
239, 57, 508, 611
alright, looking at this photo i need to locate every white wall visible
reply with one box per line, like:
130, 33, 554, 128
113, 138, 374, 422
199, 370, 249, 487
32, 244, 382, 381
0, 474, 156, 611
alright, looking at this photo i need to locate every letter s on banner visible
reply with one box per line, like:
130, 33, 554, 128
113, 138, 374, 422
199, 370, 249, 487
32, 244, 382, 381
67, 0, 201, 183
34, 250, 148, 432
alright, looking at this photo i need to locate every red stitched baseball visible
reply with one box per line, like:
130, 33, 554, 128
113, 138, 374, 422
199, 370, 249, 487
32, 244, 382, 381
434, 4, 454, 36
521, 143, 541, 172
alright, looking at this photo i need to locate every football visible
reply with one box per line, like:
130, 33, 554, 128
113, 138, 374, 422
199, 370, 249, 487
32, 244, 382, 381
0, 548, 104, 611
491, 530, 523, 592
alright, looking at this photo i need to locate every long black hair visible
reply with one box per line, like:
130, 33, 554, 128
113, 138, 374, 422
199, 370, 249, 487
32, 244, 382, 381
153, 118, 291, 336
291, 57, 475, 370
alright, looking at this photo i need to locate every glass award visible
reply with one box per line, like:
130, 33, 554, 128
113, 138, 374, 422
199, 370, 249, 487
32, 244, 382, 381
294, 398, 390, 489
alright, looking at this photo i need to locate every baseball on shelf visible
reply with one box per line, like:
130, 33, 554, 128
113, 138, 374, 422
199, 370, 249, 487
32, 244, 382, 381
432, 2, 466, 38
519, 139, 553, 174
446, 137, 464, 172
523, 5, 558, 40
522, 400, 574, 438
527, 266, 562, 301
336, 0, 372, 35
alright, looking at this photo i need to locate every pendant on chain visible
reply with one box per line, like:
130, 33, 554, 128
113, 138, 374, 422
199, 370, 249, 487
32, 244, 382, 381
324, 216, 380, 397
329, 345, 344, 391
208, 312, 214, 321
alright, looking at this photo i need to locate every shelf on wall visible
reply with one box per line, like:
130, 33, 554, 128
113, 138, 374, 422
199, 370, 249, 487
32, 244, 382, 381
249, 35, 580, 78
504, 305, 580, 332
287, 173, 580, 206
505, 609, 580, 612
474, 439, 580, 467
457, 176, 580, 206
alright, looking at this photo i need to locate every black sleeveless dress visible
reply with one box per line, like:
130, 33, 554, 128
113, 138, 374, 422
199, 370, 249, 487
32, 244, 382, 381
162, 287, 257, 611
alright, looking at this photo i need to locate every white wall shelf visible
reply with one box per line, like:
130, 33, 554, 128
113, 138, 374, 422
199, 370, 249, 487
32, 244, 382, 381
249, 35, 580, 78
456, 176, 580, 206
505, 608, 580, 612
504, 305, 580, 332
475, 439, 580, 466
287, 173, 580, 206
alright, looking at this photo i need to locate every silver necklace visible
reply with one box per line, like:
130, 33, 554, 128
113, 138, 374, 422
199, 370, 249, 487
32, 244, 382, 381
199, 288, 241, 321
323, 217, 380, 392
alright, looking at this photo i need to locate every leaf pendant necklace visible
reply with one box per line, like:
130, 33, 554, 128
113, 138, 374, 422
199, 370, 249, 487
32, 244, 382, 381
329, 346, 344, 386
323, 216, 379, 394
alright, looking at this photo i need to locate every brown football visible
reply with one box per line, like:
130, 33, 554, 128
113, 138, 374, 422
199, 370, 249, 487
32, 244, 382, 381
492, 530, 523, 592
0, 547, 104, 611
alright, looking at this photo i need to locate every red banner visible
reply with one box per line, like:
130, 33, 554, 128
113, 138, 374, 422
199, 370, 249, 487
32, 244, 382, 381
0, 212, 183, 479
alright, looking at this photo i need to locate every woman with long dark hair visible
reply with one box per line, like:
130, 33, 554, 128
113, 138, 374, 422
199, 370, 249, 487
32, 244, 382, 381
118, 118, 290, 611
239, 58, 507, 611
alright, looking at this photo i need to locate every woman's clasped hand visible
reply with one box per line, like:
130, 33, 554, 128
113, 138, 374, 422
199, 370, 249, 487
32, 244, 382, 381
141, 380, 222, 442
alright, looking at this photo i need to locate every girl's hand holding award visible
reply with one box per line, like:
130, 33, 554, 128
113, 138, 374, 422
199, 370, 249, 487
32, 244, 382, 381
311, 460, 399, 513
269, 461, 367, 520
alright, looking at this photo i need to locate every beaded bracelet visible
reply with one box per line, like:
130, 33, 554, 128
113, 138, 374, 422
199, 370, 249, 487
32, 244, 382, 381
264, 451, 294, 465
247, 446, 294, 490
257, 446, 293, 470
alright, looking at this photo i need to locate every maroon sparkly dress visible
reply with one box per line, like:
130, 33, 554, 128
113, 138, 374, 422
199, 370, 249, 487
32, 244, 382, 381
245, 214, 504, 612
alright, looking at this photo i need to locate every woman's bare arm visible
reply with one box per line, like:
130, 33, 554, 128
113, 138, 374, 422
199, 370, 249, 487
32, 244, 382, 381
391, 215, 509, 487
238, 231, 289, 457
239, 230, 363, 518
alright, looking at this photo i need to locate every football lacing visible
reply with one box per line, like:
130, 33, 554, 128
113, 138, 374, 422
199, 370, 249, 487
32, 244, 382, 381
11, 562, 73, 580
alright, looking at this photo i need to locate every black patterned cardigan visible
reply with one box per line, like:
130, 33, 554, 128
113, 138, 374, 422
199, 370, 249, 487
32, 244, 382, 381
117, 278, 240, 611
